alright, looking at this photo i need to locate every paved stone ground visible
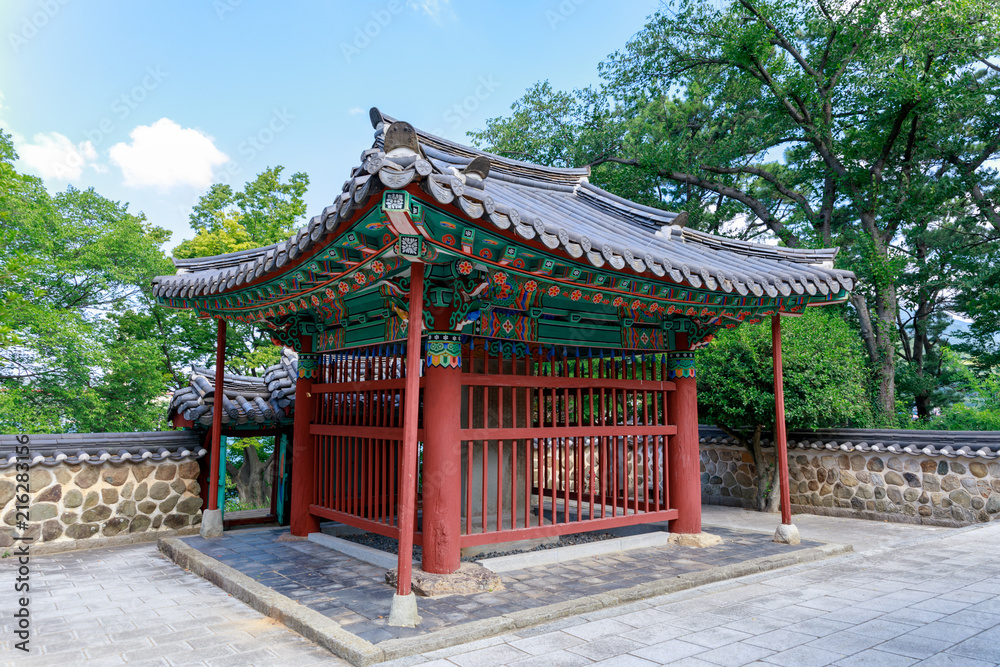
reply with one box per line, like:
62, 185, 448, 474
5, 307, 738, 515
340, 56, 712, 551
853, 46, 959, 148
180, 526, 819, 643
1, 512, 997, 666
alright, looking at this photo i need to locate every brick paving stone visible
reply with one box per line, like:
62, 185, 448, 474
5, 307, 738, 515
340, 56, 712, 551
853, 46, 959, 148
742, 628, 815, 652
682, 627, 754, 649
910, 620, 983, 643
564, 619, 636, 641
629, 639, 706, 664
511, 631, 586, 656
832, 648, 922, 666
507, 649, 595, 666
877, 634, 954, 660
761, 644, 845, 667
695, 642, 775, 666
946, 632, 1000, 664
568, 636, 647, 661
806, 630, 885, 655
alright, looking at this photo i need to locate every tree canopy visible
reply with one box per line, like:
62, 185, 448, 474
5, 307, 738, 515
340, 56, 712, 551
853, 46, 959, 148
472, 0, 1000, 424
696, 307, 872, 508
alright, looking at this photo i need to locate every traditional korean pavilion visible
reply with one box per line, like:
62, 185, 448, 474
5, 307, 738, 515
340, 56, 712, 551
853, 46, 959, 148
153, 108, 854, 620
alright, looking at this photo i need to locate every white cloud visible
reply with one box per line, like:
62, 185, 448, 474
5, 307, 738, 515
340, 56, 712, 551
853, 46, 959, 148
407, 0, 455, 23
348, 106, 364, 115
17, 131, 99, 180
109, 118, 228, 190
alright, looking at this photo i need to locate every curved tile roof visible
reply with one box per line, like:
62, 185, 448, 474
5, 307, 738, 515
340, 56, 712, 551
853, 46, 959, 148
152, 108, 855, 303
699, 425, 1000, 460
0, 431, 206, 469
168, 348, 298, 427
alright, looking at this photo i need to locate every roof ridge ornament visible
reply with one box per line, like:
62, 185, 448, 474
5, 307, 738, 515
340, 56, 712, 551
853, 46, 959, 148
383, 120, 424, 158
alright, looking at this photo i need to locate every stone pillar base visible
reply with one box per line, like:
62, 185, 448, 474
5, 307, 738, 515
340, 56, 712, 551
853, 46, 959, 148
200, 509, 223, 538
773, 523, 801, 545
667, 532, 722, 548
387, 592, 421, 627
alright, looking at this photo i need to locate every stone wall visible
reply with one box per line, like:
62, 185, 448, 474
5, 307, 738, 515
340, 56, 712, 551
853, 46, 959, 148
0, 460, 204, 549
701, 443, 1000, 525
0, 431, 207, 551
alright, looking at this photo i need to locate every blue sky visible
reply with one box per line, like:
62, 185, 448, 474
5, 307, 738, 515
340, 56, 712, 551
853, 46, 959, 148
1, 0, 661, 251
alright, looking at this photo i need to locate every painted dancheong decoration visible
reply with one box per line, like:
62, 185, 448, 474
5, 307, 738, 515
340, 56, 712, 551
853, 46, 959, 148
153, 108, 855, 620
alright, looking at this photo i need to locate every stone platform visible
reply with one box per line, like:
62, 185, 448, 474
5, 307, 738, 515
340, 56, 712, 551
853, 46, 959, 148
165, 525, 849, 664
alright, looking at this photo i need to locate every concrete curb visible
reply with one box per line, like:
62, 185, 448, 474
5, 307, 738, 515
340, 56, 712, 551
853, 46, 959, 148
158, 537, 385, 666
10, 526, 200, 557
309, 531, 414, 570
159, 534, 852, 665
478, 531, 673, 573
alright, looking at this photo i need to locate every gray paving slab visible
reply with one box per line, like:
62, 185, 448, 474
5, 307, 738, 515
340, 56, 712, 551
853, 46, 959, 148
3, 507, 999, 666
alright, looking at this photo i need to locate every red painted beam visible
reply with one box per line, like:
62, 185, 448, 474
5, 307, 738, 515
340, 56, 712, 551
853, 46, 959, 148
458, 509, 679, 547
459, 374, 676, 391
459, 425, 677, 440
396, 262, 424, 596
421, 362, 463, 574
772, 315, 792, 525
207, 318, 226, 511
290, 338, 321, 537
667, 338, 702, 534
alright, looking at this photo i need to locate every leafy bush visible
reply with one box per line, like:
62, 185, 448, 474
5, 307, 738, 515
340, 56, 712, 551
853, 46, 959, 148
696, 307, 873, 509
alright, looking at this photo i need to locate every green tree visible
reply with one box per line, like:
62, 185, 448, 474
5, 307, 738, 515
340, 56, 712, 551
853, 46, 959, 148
472, 0, 1000, 422
697, 308, 873, 510
0, 130, 175, 433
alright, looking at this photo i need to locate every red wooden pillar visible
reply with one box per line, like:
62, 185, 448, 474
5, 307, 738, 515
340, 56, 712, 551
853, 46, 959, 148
396, 263, 425, 596
290, 340, 320, 537
421, 333, 463, 574
772, 314, 792, 525
207, 318, 226, 512
667, 344, 701, 534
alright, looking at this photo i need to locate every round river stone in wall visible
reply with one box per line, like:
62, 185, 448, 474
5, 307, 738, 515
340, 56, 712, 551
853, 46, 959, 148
61, 512, 78, 525
0, 481, 13, 508
118, 500, 137, 517
149, 481, 170, 500
970, 462, 988, 478
75, 466, 99, 489
101, 488, 119, 505
102, 517, 129, 537
155, 464, 177, 481
29, 469, 52, 490
29, 503, 57, 522
42, 519, 62, 541
63, 488, 83, 508
133, 465, 154, 482
884, 471, 905, 486
130, 515, 151, 533
170, 479, 186, 495
176, 495, 202, 515
65, 523, 99, 539
36, 484, 61, 503
83, 491, 99, 509
81, 505, 112, 522
138, 500, 156, 514
102, 467, 129, 486
134, 482, 148, 501
178, 461, 200, 479
159, 496, 178, 513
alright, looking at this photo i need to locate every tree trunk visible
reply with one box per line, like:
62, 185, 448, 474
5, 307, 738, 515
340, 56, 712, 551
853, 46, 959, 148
748, 425, 772, 512
872, 282, 898, 422
227, 445, 274, 508
764, 462, 781, 514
